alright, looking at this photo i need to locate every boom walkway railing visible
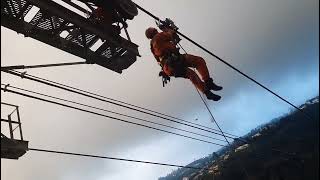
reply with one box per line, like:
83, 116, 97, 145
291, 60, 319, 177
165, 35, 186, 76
1, 0, 140, 73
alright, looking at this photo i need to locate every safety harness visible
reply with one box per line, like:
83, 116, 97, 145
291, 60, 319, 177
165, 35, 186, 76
150, 19, 186, 87
150, 42, 186, 87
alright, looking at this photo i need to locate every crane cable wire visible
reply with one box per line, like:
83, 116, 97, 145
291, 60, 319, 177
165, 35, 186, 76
6, 69, 238, 138
0, 83, 227, 143
0, 87, 226, 147
1, 69, 238, 140
3, 84, 298, 168
28, 147, 207, 170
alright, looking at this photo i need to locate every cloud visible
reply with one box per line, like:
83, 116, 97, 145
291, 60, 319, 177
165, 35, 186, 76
1, 0, 318, 180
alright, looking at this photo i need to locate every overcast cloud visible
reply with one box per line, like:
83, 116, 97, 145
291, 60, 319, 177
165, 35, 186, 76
1, 0, 319, 180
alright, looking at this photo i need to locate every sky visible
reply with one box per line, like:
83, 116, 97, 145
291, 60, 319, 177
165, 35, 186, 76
1, 0, 319, 180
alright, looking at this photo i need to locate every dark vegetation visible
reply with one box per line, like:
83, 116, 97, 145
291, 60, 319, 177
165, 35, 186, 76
159, 96, 319, 180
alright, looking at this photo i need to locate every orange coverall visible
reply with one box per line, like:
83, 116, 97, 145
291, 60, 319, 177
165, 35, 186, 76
151, 30, 210, 93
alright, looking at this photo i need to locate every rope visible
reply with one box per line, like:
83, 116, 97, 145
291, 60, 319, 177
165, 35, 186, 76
177, 43, 250, 179
178, 43, 247, 144
177, 43, 230, 145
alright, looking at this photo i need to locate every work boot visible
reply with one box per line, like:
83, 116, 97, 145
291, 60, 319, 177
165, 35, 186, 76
205, 78, 223, 91
204, 90, 221, 101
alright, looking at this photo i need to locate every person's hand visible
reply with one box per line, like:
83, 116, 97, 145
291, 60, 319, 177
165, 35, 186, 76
159, 71, 170, 87
159, 71, 170, 80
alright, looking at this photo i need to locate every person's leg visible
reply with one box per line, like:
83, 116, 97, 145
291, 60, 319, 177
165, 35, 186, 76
183, 54, 210, 81
183, 54, 222, 91
185, 68, 206, 92
185, 68, 221, 101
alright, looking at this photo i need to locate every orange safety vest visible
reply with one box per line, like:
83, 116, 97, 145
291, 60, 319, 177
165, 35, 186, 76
150, 31, 186, 77
150, 31, 178, 65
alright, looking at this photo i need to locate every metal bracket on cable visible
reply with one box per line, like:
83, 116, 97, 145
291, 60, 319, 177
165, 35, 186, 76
3, 84, 10, 92
20, 71, 27, 79
156, 18, 179, 31
155, 18, 182, 46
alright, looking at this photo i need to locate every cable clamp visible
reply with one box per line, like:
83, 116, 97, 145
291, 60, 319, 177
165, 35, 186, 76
3, 84, 10, 92
20, 71, 27, 79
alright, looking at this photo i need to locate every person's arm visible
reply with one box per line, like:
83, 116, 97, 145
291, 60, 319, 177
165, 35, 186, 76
161, 29, 181, 44
150, 41, 161, 63
153, 53, 161, 63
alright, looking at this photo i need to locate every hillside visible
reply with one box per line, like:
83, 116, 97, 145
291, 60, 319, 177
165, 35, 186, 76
159, 96, 319, 180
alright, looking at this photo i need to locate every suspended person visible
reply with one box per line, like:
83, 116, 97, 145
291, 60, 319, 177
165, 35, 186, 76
145, 27, 223, 101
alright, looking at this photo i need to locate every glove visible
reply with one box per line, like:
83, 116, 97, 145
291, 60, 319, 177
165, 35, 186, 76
159, 71, 170, 87
159, 71, 170, 81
